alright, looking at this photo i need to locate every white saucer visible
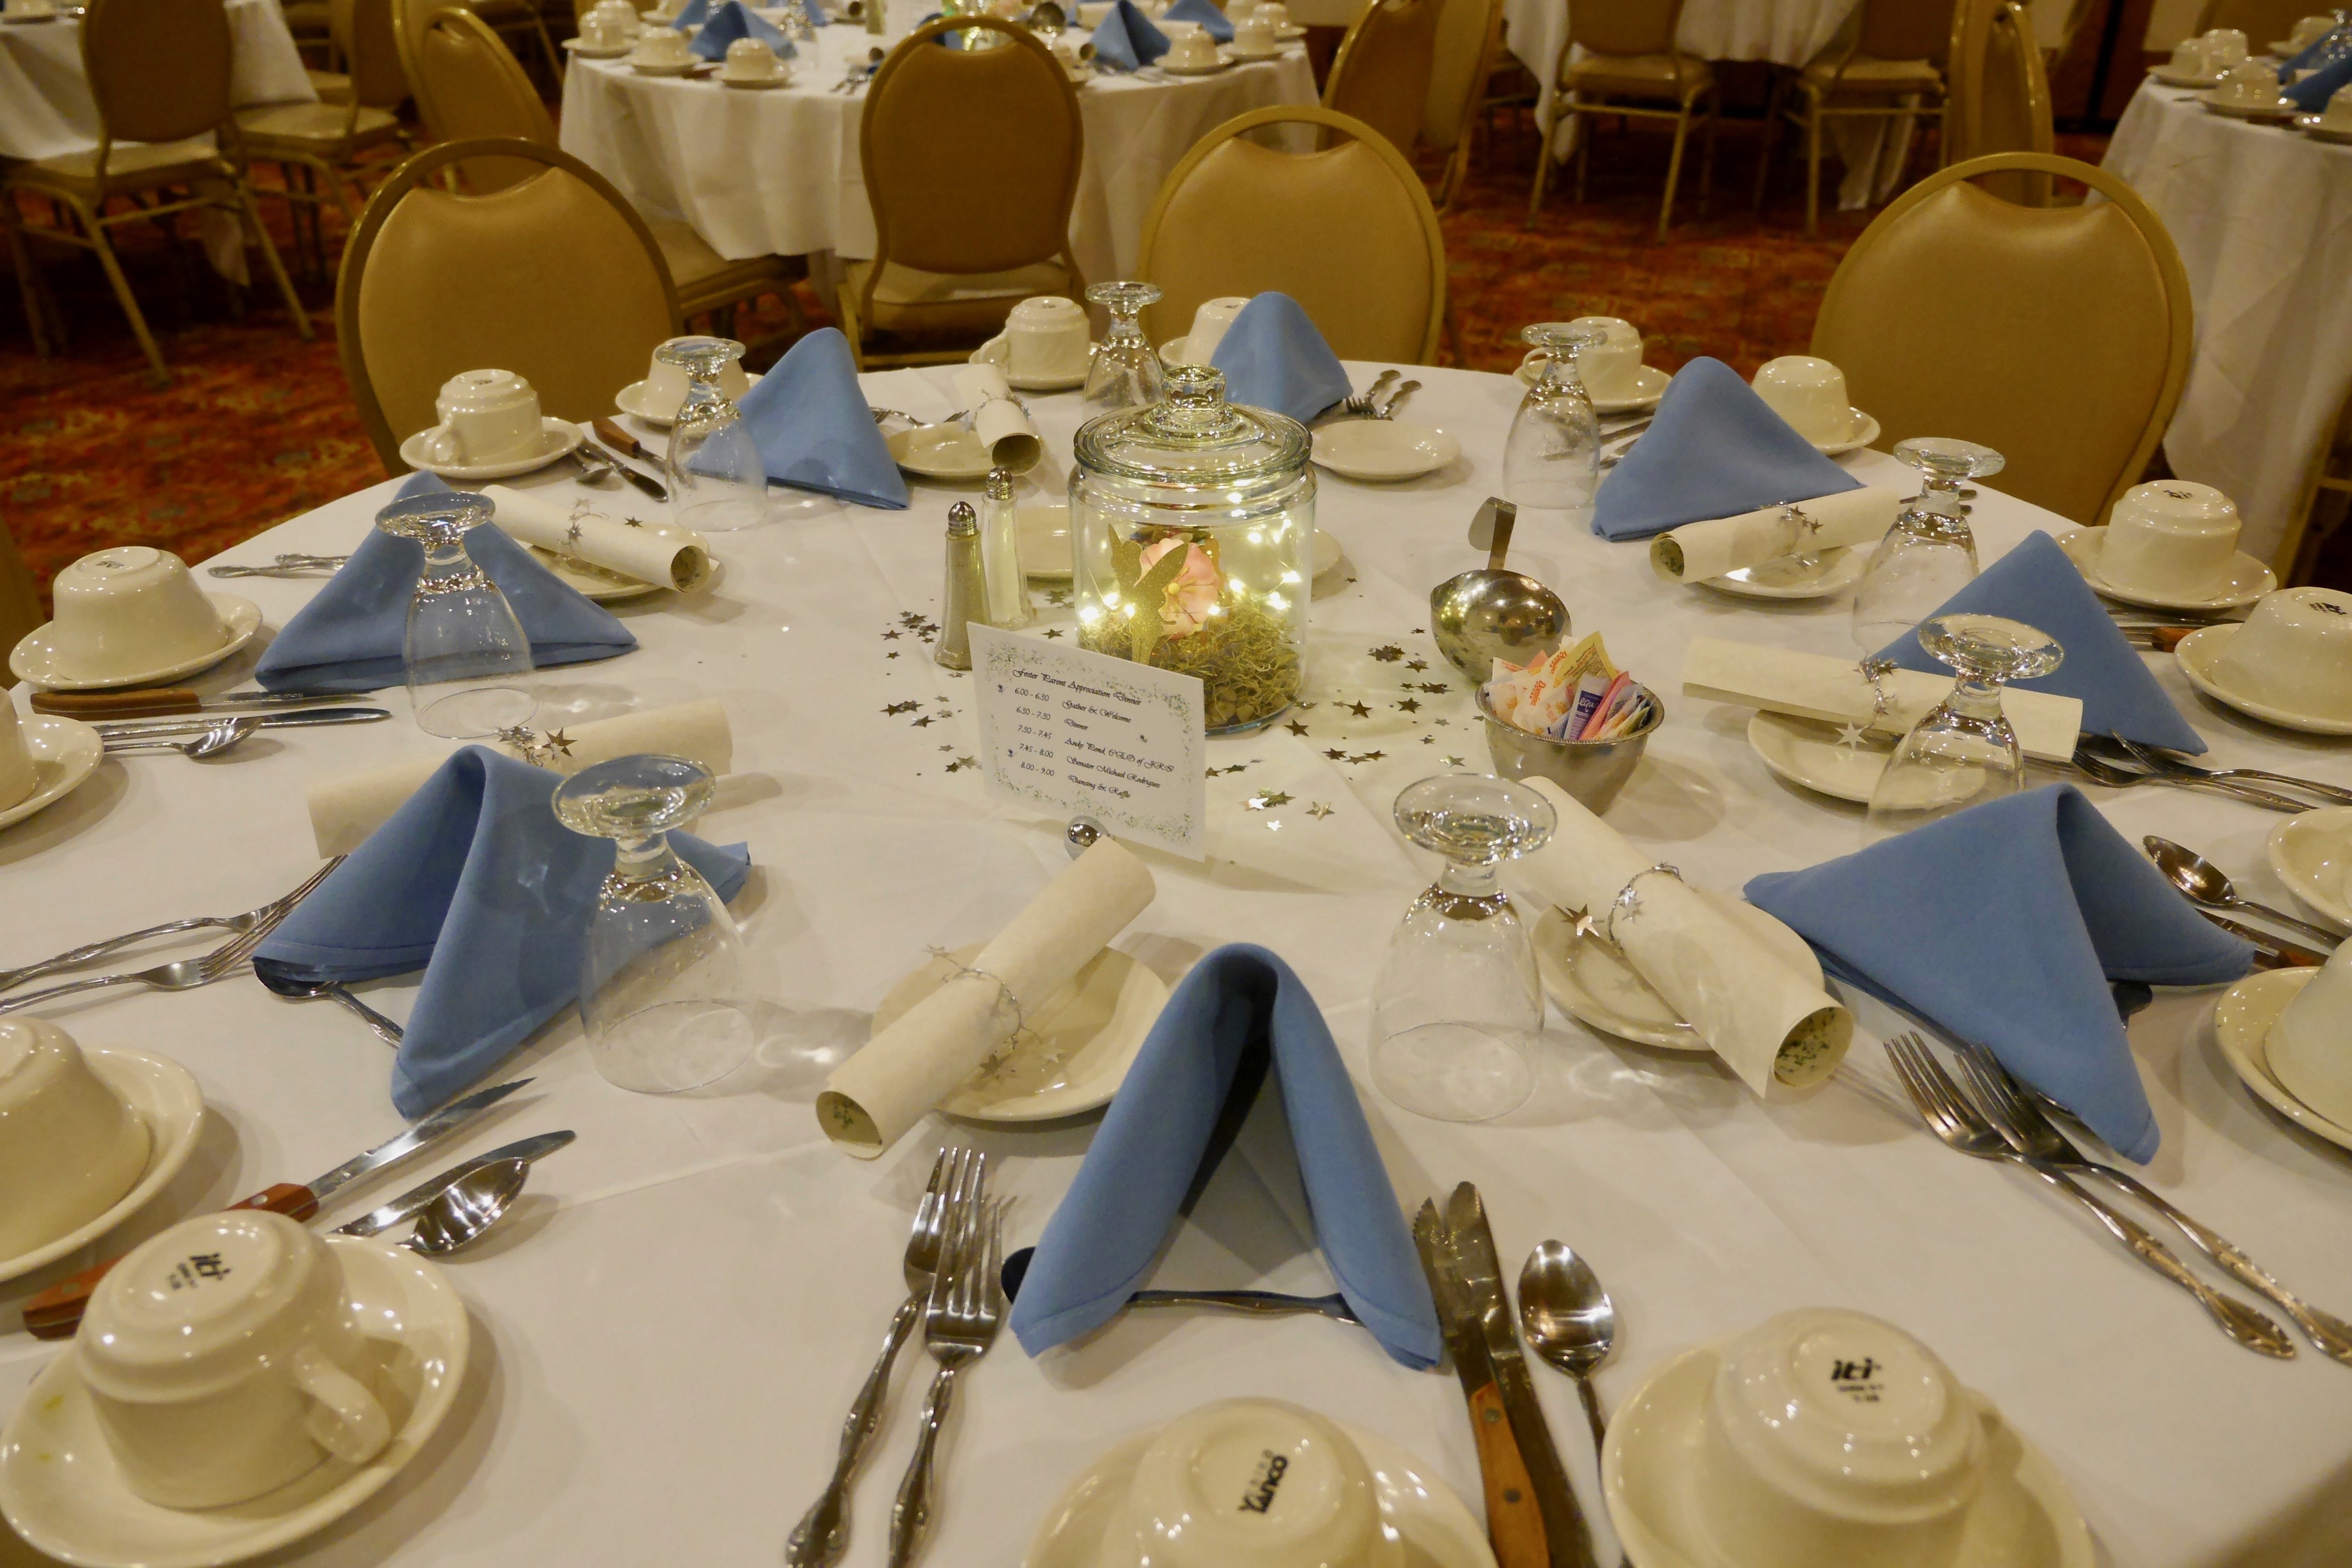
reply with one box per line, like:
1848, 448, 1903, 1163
0, 1236, 469, 1568
720, 70, 789, 87
2201, 91, 2301, 119
2213, 968, 2352, 1152
888, 423, 995, 480
1534, 892, 1823, 1050
1018, 503, 1073, 580
397, 416, 587, 480
2174, 624, 2352, 735
2149, 66, 2222, 86
871, 944, 1170, 1121
1746, 710, 1892, 803
1603, 1342, 2094, 1568
1227, 43, 1284, 60
1023, 1419, 1495, 1568
11, 596, 262, 692
2267, 806, 2352, 932
0, 712, 104, 831
2054, 527, 2275, 612
628, 56, 696, 74
1159, 53, 1234, 73
561, 35, 632, 55
1810, 407, 1880, 456
969, 336, 1091, 392
1311, 421, 1461, 482
0, 1048, 203, 1286
1276, 23, 1305, 37
0, 11, 60, 20
528, 545, 712, 602
2295, 114, 2352, 142
614, 370, 762, 428
1703, 544, 1866, 600
1517, 358, 1670, 413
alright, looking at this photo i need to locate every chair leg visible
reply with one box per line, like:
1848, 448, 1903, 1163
2, 203, 51, 359
1804, 100, 1823, 236
74, 201, 169, 382
1525, 97, 1556, 225
234, 181, 312, 340
1658, 104, 1694, 241
1753, 75, 1781, 213
1574, 105, 1590, 203
1699, 93, 1718, 217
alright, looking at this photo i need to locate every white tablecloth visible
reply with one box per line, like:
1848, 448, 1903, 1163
2103, 80, 2352, 572
0, 0, 315, 162
558, 24, 1318, 285
5, 364, 2352, 1567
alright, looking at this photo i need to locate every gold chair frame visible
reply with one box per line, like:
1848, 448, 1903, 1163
1757, 0, 1953, 235
1421, 0, 1508, 211
1528, 0, 1718, 240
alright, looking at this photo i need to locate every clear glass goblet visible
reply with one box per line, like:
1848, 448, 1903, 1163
661, 336, 774, 534
1865, 614, 2063, 838
1849, 437, 2003, 652
1370, 774, 1557, 1123
375, 490, 537, 739
552, 754, 756, 1094
1083, 281, 1166, 411
1502, 322, 1609, 517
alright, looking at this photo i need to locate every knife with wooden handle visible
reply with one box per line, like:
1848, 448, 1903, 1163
591, 418, 672, 501
1414, 1200, 1550, 1568
32, 688, 372, 718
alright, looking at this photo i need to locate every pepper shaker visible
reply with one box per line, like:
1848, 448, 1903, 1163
936, 501, 985, 671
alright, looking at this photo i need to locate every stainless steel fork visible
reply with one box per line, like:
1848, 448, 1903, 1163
1882, 1033, 2294, 1357
2102, 732, 2352, 808
2066, 744, 2308, 813
1341, 369, 1399, 417
887, 1190, 1007, 1567
1952, 1044, 2352, 1366
0, 857, 344, 993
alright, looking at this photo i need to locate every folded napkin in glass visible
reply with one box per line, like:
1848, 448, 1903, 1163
1089, 0, 1168, 68
689, 0, 793, 59
256, 747, 750, 1117
1871, 529, 2207, 754
1591, 356, 1864, 541
732, 327, 909, 508
1208, 292, 1352, 426
254, 473, 637, 693
1009, 944, 1440, 1368
2285, 51, 2352, 109
1746, 784, 2252, 1163
1162, 0, 1233, 41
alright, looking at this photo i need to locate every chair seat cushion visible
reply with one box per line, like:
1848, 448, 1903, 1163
1564, 52, 1713, 102
1804, 54, 1943, 93
841, 257, 1074, 336
648, 219, 800, 310
236, 102, 403, 149
12, 138, 227, 195
307, 67, 354, 104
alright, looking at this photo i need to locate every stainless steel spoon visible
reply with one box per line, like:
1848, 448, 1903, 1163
407, 1158, 529, 1256
256, 970, 405, 1045
102, 717, 259, 759
2144, 837, 2343, 948
1518, 1240, 1619, 1463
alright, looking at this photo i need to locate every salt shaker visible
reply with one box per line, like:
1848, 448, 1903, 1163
977, 468, 1032, 629
936, 501, 985, 671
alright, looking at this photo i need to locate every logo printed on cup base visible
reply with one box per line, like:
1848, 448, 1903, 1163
165, 1252, 232, 1291
1237, 1449, 1290, 1514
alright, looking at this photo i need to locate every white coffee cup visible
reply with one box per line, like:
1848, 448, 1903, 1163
631, 24, 692, 65
642, 334, 751, 417
2212, 586, 2352, 720
2291, 14, 2336, 48
1182, 296, 1251, 364
0, 1018, 150, 1260
2204, 26, 2251, 65
724, 36, 781, 79
2325, 81, 2352, 127
1693, 1308, 1989, 1568
0, 695, 35, 811
1540, 315, 1637, 401
2214, 58, 2279, 103
1004, 295, 1092, 382
2269, 943, 2352, 1125
1163, 20, 1219, 66
2166, 35, 2214, 75
1233, 11, 1275, 51
1254, 0, 1287, 26
426, 368, 544, 466
80, 1211, 397, 1508
1115, 1399, 1396, 1568
44, 546, 231, 683
582, 0, 637, 45
2098, 479, 2241, 599
1751, 355, 1854, 444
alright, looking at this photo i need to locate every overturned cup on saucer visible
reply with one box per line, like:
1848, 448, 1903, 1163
1113, 1400, 1400, 1568
2267, 942, 2352, 1126
0, 1018, 151, 1261
2203, 26, 2250, 64
39, 546, 233, 684
2212, 57, 2277, 104
1751, 355, 1858, 446
630, 23, 692, 66
0, 694, 39, 810
2211, 586, 2352, 722
642, 333, 751, 418
985, 294, 1091, 384
1564, 315, 1645, 401
2165, 35, 2216, 75
2097, 479, 2242, 600
424, 368, 545, 467
1169, 295, 1249, 365
579, 0, 638, 45
1161, 19, 1219, 66
723, 35, 784, 81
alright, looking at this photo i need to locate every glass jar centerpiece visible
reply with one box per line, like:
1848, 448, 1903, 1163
1068, 364, 1315, 734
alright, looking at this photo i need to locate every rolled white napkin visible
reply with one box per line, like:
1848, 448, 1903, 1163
480, 484, 712, 593
307, 698, 734, 856
1680, 636, 2084, 762
1512, 777, 1852, 1095
951, 364, 1042, 473
818, 839, 1156, 1157
1649, 487, 1899, 584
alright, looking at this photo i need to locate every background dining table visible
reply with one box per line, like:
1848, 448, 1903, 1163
3, 363, 2351, 1566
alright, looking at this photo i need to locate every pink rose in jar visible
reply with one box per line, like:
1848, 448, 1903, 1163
1138, 536, 1222, 638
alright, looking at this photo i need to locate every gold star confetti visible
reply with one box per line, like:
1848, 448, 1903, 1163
623, 516, 646, 528
1344, 701, 1373, 718
884, 700, 921, 715
1835, 722, 1871, 750
1285, 720, 1310, 737
1421, 734, 1436, 745
1406, 658, 1428, 672
1417, 682, 1452, 695
912, 715, 938, 727
1325, 747, 1349, 761
545, 729, 574, 757
1245, 790, 1293, 810
1444, 755, 1465, 767
564, 522, 584, 550
1307, 802, 1335, 818
1370, 645, 1404, 662
1397, 698, 1420, 714
1043, 628, 1065, 639
883, 629, 902, 640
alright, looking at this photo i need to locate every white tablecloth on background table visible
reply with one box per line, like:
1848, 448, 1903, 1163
2104, 80, 2352, 571
558, 24, 1318, 286
0, 0, 315, 162
5, 364, 2352, 1567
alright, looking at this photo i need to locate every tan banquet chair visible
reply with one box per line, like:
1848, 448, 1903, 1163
338, 139, 679, 469
1527, 0, 1718, 240
0, 0, 310, 381
1421, 0, 1505, 209
1324, 0, 1444, 161
239, 0, 415, 263
1137, 106, 1445, 364
842, 17, 1084, 369
1942, 0, 2052, 205
1811, 153, 2191, 527
394, 0, 555, 87
1758, 0, 1954, 235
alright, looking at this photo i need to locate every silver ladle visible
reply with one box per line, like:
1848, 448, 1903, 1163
1430, 498, 1571, 681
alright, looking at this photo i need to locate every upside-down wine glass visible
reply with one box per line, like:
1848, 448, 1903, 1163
661, 336, 774, 534
1083, 281, 1166, 411
1849, 437, 2003, 652
374, 489, 537, 739
1501, 322, 1609, 518
1865, 614, 2064, 838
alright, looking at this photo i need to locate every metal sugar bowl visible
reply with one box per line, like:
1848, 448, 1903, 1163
1068, 363, 1315, 733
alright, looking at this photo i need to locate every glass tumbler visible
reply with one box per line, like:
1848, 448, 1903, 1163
1084, 281, 1166, 411
1370, 775, 1557, 1122
1865, 614, 2063, 838
662, 336, 774, 534
375, 490, 537, 739
1850, 437, 2003, 652
1502, 322, 1610, 518
552, 754, 756, 1094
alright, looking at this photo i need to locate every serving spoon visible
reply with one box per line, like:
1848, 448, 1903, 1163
2144, 837, 2343, 948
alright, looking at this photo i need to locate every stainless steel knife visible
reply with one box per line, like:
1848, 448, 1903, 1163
1416, 1200, 1551, 1568
33, 687, 384, 718
336, 1130, 576, 1237
93, 707, 392, 738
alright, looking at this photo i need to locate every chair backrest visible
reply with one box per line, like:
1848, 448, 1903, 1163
1137, 106, 1447, 363
1420, 0, 1503, 154
2195, 0, 2313, 44
1855, 0, 1955, 61
336, 0, 413, 112
403, 7, 555, 192
861, 18, 1084, 277
1949, 0, 2051, 201
80, 0, 233, 146
337, 139, 680, 468
1567, 0, 1682, 57
1324, 0, 1443, 157
1811, 153, 2191, 526
0, 521, 39, 680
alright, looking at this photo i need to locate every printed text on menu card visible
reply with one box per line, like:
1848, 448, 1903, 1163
969, 626, 1207, 860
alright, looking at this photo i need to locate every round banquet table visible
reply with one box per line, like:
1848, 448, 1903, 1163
5, 363, 2352, 1567
2103, 79, 2352, 571
0, 0, 315, 163
558, 24, 1319, 288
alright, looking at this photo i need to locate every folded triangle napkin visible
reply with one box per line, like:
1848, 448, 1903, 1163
2286, 51, 2352, 110
1871, 530, 2207, 754
255, 747, 751, 1117
1745, 785, 2252, 1163
1591, 356, 1865, 542
2281, 23, 2349, 78
670, 0, 710, 28
254, 474, 638, 693
800, 0, 827, 25
733, 327, 908, 508
1208, 292, 1352, 425
1009, 944, 1440, 1368
1162, 0, 1233, 41
690, 0, 793, 59
1089, 0, 1168, 68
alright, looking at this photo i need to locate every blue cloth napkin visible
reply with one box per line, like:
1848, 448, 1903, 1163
1162, 0, 1232, 41
255, 748, 751, 1117
1746, 785, 2252, 1163
1208, 293, 1352, 425
1010, 944, 1441, 1369
1089, 0, 1167, 68
689, 0, 792, 60
1871, 530, 2208, 755
2286, 50, 2352, 110
2281, 22, 2350, 78
670, 0, 709, 28
733, 327, 908, 508
801, 0, 828, 26
1590, 356, 1865, 542
254, 474, 637, 693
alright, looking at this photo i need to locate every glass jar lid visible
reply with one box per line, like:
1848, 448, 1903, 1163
1072, 364, 1311, 491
